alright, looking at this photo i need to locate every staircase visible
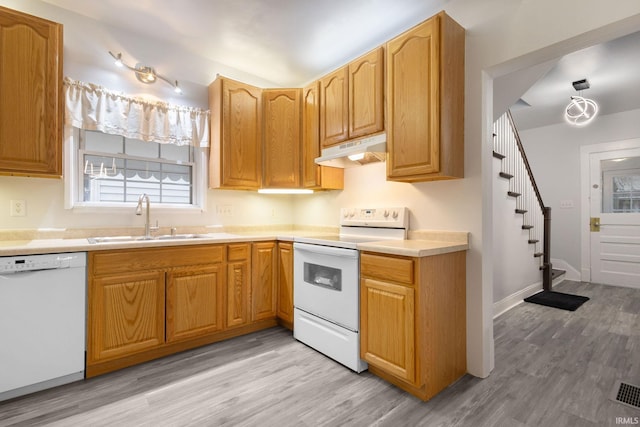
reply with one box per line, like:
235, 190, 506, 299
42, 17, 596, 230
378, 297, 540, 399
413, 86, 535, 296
493, 111, 563, 290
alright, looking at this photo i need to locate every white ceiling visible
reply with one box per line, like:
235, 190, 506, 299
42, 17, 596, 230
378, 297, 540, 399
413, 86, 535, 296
37, 0, 640, 129
509, 29, 640, 130
39, 0, 451, 87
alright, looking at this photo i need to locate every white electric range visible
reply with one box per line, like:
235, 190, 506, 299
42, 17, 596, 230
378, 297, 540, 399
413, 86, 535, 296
293, 207, 409, 372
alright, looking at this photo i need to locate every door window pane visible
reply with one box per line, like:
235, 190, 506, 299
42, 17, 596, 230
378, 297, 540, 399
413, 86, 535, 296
602, 157, 640, 213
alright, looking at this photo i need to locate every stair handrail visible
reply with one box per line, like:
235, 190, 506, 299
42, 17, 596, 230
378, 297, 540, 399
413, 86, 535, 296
506, 110, 553, 290
506, 110, 544, 209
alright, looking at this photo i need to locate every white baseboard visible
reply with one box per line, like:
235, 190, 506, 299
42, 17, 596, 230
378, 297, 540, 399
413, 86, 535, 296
550, 258, 580, 281
493, 281, 542, 319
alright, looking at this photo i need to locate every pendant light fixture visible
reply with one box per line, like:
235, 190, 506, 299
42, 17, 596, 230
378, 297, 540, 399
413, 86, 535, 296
108, 51, 182, 94
564, 79, 598, 126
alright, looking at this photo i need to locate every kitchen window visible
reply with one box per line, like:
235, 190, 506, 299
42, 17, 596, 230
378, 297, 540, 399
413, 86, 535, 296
68, 128, 205, 209
63, 77, 209, 210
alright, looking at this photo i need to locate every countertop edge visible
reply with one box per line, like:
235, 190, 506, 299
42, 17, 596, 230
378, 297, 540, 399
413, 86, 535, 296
0, 234, 469, 258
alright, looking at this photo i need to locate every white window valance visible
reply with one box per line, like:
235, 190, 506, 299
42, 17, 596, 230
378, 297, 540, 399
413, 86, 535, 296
63, 77, 210, 147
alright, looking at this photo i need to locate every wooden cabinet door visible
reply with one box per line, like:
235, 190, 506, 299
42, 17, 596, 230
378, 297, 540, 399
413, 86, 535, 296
263, 89, 301, 188
0, 6, 63, 178
386, 17, 440, 180
88, 271, 165, 363
227, 244, 251, 328
320, 67, 349, 148
166, 265, 224, 342
251, 241, 277, 321
209, 77, 262, 189
302, 82, 322, 188
302, 82, 344, 190
361, 277, 416, 384
349, 47, 384, 139
276, 242, 294, 327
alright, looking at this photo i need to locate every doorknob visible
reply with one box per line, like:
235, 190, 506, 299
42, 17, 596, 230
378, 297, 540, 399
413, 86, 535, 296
590, 217, 600, 232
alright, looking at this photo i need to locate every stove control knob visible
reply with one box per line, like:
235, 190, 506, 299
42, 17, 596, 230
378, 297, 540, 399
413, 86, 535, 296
392, 210, 399, 219
383, 210, 389, 218
343, 210, 349, 218
350, 210, 356, 218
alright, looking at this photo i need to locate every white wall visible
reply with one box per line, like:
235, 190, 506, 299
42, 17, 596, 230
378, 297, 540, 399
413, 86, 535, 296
519, 108, 640, 275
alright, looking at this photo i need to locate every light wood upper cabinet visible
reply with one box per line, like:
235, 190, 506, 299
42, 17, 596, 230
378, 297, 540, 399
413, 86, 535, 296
320, 67, 349, 148
166, 265, 225, 343
276, 241, 294, 329
319, 47, 385, 149
88, 270, 165, 364
263, 89, 302, 188
0, 6, 63, 178
252, 241, 277, 321
209, 76, 263, 189
302, 82, 344, 190
349, 47, 384, 139
386, 12, 465, 182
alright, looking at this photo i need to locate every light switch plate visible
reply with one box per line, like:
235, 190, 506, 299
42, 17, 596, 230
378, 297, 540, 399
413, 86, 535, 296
559, 200, 574, 209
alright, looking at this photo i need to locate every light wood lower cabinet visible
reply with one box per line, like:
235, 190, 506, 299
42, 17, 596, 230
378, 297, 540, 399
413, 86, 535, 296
361, 278, 415, 383
89, 270, 165, 363
226, 243, 251, 328
252, 242, 277, 321
87, 243, 276, 377
360, 250, 466, 401
276, 242, 294, 329
166, 265, 225, 343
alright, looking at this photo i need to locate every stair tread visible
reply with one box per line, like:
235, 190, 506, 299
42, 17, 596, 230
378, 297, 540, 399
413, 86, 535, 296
507, 191, 521, 197
493, 151, 505, 160
528, 239, 539, 244
522, 225, 534, 229
515, 209, 528, 214
534, 252, 544, 257
499, 172, 513, 179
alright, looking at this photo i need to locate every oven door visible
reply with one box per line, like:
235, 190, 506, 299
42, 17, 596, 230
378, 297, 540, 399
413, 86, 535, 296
293, 242, 359, 331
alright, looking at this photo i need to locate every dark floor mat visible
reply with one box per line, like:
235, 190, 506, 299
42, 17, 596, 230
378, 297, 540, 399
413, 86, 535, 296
524, 290, 589, 311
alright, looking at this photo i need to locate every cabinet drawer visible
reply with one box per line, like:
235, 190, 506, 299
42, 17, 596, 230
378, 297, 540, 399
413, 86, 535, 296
228, 243, 250, 261
91, 245, 224, 276
361, 253, 414, 284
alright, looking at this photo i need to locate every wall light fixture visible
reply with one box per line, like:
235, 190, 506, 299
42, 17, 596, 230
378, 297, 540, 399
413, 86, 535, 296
108, 51, 182, 94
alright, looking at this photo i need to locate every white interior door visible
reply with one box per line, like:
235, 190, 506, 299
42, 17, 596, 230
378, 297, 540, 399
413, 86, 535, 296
589, 147, 640, 288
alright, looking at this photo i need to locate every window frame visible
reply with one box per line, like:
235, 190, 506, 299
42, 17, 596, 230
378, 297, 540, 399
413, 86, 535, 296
64, 126, 207, 212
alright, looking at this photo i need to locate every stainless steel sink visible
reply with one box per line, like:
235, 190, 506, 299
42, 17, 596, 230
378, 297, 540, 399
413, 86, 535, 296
154, 233, 206, 240
87, 233, 237, 244
87, 236, 145, 244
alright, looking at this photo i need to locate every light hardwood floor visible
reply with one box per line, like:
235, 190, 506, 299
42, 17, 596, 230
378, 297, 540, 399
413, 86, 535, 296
1, 280, 638, 426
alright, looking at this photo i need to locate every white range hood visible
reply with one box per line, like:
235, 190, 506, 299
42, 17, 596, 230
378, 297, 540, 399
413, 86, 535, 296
314, 133, 386, 168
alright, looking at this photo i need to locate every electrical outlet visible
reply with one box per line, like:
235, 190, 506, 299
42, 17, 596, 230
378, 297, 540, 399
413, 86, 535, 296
10, 200, 26, 217
216, 205, 233, 216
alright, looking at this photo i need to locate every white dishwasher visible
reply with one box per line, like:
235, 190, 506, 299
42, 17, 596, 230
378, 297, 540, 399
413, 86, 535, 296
0, 252, 86, 402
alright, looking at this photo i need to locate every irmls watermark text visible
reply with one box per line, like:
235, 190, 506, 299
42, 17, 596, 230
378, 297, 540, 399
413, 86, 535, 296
616, 417, 640, 425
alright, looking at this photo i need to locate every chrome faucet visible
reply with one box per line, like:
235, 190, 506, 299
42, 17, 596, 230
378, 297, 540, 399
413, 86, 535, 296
135, 193, 158, 239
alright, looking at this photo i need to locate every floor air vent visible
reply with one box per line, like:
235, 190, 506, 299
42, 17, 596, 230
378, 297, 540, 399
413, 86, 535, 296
611, 380, 640, 410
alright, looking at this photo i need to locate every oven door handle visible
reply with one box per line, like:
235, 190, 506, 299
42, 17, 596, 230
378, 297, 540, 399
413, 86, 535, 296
293, 242, 359, 258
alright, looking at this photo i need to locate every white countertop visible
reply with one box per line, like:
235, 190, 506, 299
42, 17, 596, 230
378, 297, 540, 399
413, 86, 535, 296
357, 239, 468, 257
0, 229, 468, 258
